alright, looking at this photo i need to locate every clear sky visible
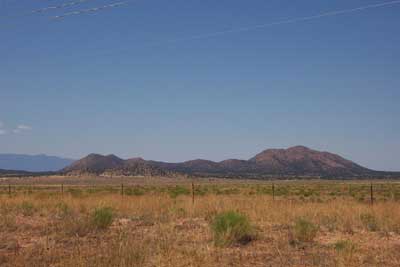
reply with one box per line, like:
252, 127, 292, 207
0, 0, 399, 171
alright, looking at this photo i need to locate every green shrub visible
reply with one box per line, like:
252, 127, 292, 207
334, 239, 356, 263
255, 186, 272, 195
0, 214, 17, 232
194, 186, 207, 196
67, 188, 84, 197
334, 240, 356, 253
91, 207, 114, 229
63, 216, 92, 237
215, 188, 240, 195
86, 188, 101, 194
55, 202, 71, 218
125, 187, 145, 196
19, 201, 36, 216
360, 213, 379, 231
275, 187, 289, 196
169, 206, 187, 218
320, 215, 339, 232
292, 218, 318, 242
168, 186, 190, 198
211, 211, 254, 247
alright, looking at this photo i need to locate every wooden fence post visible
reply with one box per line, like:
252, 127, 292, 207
121, 183, 124, 196
391, 182, 395, 201
8, 184, 11, 197
61, 184, 64, 197
191, 182, 195, 205
272, 183, 275, 201
370, 183, 374, 206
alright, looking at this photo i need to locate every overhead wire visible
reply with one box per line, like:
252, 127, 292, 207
51, 1, 129, 20
159, 0, 400, 45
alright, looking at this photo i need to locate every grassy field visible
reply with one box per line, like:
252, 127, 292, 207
1, 176, 400, 266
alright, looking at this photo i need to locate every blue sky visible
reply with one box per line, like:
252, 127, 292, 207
0, 0, 399, 170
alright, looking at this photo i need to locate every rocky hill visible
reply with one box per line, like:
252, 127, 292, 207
247, 146, 373, 177
62, 154, 168, 176
61, 146, 399, 178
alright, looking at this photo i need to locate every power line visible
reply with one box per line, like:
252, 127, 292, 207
1, 0, 399, 36
32, 0, 93, 14
0, 0, 130, 29
0, 0, 94, 22
51, 1, 130, 20
160, 0, 400, 45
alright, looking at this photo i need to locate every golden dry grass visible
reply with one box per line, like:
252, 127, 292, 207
1, 178, 400, 266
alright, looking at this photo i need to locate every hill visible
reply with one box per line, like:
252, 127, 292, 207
62, 154, 168, 176
247, 146, 373, 177
62, 146, 399, 178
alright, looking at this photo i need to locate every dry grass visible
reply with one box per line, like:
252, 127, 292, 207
1, 178, 400, 266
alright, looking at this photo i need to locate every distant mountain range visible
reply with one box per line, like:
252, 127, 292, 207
0, 168, 32, 176
0, 154, 74, 172
61, 146, 400, 179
